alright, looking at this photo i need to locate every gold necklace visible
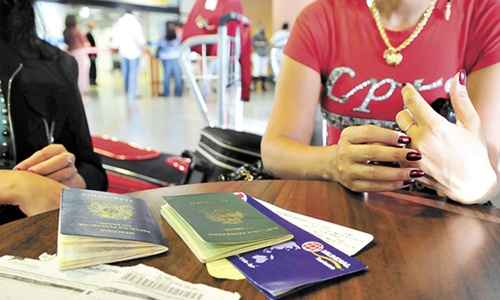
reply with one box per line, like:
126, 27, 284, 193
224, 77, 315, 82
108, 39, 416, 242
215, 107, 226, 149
370, 0, 438, 66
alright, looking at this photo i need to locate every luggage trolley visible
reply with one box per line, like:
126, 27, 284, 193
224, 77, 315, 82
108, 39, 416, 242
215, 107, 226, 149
179, 13, 249, 131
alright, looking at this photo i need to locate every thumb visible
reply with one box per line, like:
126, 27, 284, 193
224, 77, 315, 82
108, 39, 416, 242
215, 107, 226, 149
450, 70, 481, 133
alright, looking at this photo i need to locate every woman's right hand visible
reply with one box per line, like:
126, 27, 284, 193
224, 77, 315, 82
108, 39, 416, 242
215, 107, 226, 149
332, 125, 425, 192
0, 170, 63, 217
15, 144, 86, 189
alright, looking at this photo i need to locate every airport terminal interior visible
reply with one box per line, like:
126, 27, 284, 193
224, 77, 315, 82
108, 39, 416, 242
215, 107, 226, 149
35, 0, 295, 154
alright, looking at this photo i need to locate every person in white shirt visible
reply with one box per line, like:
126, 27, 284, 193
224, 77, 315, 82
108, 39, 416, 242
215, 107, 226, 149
111, 11, 146, 100
270, 23, 290, 79
271, 22, 290, 49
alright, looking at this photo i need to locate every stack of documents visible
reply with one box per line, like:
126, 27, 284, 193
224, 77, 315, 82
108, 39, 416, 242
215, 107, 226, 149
0, 254, 240, 300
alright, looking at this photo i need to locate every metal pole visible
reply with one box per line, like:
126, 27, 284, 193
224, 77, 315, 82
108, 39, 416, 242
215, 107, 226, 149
217, 24, 229, 128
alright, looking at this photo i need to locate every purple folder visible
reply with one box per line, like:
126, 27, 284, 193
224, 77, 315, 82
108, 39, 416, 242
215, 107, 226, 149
229, 193, 368, 299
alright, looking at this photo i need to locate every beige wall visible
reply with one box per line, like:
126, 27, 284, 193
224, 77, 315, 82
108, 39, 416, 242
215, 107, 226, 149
272, 0, 314, 32
242, 0, 273, 36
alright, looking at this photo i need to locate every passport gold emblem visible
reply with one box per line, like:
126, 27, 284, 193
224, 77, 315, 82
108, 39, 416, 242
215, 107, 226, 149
206, 209, 244, 225
88, 200, 134, 220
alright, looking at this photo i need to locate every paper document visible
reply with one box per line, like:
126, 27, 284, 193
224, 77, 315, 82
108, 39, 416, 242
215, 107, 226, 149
207, 196, 373, 281
257, 200, 374, 256
0, 255, 240, 300
228, 195, 368, 299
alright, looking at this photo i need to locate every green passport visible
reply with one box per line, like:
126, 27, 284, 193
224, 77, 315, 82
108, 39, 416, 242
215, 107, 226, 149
162, 193, 293, 262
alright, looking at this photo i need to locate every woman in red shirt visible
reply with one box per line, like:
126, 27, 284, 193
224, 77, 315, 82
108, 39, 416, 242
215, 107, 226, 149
262, 0, 500, 204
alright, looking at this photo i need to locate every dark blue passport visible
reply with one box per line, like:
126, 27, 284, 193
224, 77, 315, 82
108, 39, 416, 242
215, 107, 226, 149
58, 188, 167, 270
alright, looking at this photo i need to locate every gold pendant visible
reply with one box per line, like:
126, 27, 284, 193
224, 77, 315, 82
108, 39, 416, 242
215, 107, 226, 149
383, 49, 403, 66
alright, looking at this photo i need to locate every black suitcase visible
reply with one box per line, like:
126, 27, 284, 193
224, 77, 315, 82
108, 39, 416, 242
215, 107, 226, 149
183, 127, 262, 182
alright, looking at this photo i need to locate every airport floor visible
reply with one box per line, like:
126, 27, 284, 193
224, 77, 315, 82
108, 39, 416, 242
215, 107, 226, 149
83, 72, 275, 155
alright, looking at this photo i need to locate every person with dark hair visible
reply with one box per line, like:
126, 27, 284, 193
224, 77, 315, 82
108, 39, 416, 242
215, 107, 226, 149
156, 22, 183, 97
272, 22, 290, 47
63, 14, 90, 94
252, 28, 270, 91
270, 22, 290, 78
0, 0, 107, 223
86, 21, 98, 86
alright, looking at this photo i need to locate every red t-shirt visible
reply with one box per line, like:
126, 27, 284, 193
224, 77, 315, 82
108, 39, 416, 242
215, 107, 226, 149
284, 0, 500, 144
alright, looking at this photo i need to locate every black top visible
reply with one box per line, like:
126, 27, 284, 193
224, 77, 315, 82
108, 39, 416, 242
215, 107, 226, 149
86, 32, 97, 60
0, 39, 107, 192
86, 32, 96, 47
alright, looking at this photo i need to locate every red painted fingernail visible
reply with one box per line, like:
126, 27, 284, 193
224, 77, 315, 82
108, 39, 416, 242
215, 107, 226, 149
406, 151, 422, 161
398, 136, 411, 144
410, 170, 425, 178
459, 70, 467, 85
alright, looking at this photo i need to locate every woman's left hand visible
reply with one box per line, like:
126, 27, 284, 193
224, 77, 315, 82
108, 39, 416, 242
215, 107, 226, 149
14, 144, 86, 189
396, 72, 497, 204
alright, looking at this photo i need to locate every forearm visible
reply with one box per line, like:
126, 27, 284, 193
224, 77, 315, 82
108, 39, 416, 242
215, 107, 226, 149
0, 171, 62, 215
485, 145, 500, 204
262, 135, 336, 181
10, 171, 62, 216
0, 171, 18, 204
468, 63, 500, 187
487, 143, 500, 180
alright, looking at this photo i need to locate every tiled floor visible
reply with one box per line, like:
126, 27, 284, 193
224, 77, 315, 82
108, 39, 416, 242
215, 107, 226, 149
84, 73, 275, 155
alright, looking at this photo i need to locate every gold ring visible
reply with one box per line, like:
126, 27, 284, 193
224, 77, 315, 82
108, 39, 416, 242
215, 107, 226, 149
401, 121, 416, 132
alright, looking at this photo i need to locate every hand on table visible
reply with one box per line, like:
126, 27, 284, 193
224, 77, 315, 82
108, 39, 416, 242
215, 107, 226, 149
332, 125, 425, 192
396, 72, 497, 204
15, 144, 86, 189
0, 170, 63, 216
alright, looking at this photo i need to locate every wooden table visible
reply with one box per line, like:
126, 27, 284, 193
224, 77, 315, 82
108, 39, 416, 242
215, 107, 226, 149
1, 180, 500, 299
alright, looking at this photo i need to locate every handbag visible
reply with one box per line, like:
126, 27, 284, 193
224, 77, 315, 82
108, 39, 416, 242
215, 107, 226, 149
182, 127, 264, 183
218, 160, 274, 181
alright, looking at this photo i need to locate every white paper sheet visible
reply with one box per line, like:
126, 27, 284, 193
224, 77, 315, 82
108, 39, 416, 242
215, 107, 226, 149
257, 200, 374, 256
0, 255, 240, 300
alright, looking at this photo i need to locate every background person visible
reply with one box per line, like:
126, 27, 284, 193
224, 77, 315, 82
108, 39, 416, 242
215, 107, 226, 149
270, 22, 290, 78
111, 11, 146, 100
261, 0, 500, 204
63, 14, 90, 94
251, 29, 270, 92
157, 22, 183, 97
86, 20, 98, 86
0, 0, 107, 223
